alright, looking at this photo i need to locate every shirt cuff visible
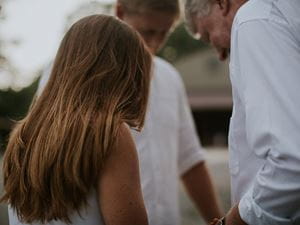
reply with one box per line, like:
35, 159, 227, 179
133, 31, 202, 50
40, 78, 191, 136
178, 148, 206, 176
239, 188, 293, 225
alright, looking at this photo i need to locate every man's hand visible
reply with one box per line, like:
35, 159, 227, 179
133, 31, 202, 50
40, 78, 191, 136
208, 204, 248, 225
209, 218, 222, 225
225, 204, 248, 225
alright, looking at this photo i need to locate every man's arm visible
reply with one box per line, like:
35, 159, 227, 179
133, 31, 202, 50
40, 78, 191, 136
226, 18, 300, 225
175, 74, 223, 222
181, 162, 223, 223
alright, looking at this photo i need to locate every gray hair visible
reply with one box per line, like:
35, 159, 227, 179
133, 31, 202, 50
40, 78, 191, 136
184, 0, 212, 38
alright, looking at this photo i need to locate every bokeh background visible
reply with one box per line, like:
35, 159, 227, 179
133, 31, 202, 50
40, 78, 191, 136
0, 0, 232, 224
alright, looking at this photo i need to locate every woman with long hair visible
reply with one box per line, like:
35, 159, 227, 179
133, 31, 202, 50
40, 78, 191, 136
1, 15, 152, 225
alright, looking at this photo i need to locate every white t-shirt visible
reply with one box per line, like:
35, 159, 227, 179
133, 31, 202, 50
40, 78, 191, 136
132, 57, 205, 225
229, 0, 300, 224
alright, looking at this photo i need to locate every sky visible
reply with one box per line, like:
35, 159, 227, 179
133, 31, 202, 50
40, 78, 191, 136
0, 0, 114, 89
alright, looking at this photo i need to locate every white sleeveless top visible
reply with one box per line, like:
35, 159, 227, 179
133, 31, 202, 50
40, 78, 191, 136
8, 190, 105, 225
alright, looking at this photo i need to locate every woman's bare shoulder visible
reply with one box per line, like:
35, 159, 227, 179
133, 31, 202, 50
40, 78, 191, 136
98, 123, 148, 225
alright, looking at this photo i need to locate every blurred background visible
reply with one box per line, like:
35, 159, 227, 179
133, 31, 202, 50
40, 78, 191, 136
0, 0, 232, 224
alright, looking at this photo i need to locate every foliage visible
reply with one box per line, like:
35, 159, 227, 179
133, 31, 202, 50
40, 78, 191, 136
158, 22, 208, 63
0, 80, 38, 150
0, 79, 38, 119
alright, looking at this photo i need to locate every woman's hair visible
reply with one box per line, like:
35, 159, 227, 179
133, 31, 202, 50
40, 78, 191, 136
1, 14, 152, 223
118, 0, 181, 17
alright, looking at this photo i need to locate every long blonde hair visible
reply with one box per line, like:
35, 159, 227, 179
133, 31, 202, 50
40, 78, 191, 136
1, 15, 152, 223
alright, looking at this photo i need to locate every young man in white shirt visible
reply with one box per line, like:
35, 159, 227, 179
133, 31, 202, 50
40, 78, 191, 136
115, 0, 223, 225
185, 0, 300, 224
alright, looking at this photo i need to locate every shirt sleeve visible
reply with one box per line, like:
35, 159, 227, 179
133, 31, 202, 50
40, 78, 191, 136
175, 74, 206, 176
235, 18, 300, 225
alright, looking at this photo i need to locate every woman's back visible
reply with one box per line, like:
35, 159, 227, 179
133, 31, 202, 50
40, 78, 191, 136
1, 15, 152, 225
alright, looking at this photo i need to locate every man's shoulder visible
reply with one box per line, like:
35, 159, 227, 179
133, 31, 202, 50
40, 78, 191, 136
153, 56, 184, 89
153, 57, 178, 75
234, 0, 273, 26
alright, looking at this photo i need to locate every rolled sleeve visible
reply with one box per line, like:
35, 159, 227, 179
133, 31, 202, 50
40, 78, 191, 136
178, 146, 206, 176
239, 188, 293, 225
235, 17, 300, 224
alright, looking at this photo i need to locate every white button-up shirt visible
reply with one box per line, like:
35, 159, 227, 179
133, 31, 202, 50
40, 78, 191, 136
131, 57, 205, 225
229, 0, 300, 224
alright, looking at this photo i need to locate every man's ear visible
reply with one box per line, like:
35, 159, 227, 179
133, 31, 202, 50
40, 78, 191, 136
115, 2, 125, 19
216, 0, 230, 16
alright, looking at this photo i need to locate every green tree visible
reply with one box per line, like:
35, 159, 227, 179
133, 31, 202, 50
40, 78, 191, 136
0, 78, 39, 151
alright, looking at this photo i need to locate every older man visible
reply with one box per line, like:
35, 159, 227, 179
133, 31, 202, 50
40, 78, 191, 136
185, 0, 300, 225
